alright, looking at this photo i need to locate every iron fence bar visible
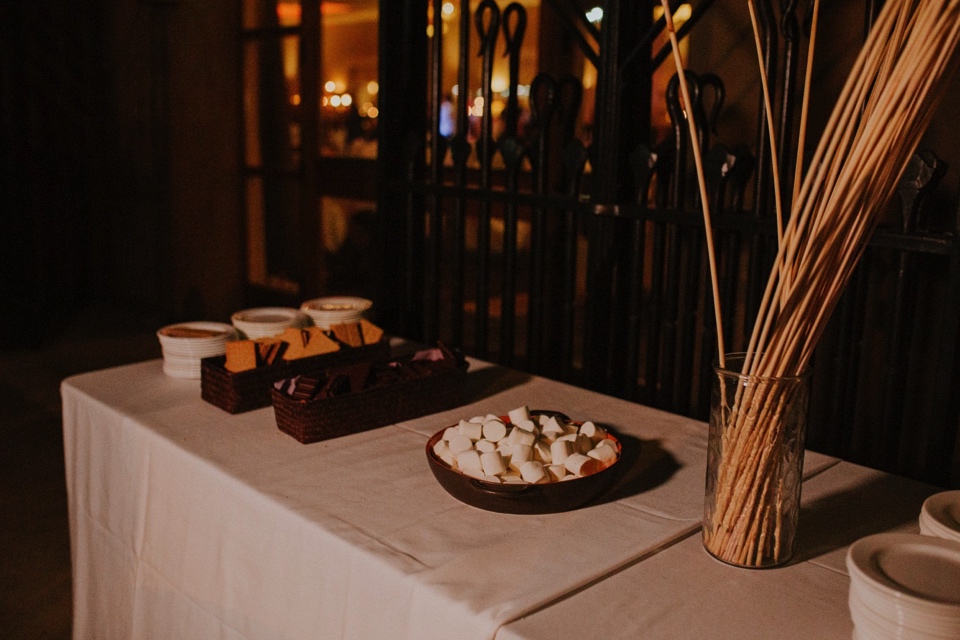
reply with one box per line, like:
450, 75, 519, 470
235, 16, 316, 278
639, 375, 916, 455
776, 0, 801, 213
539, 0, 600, 66
425, 0, 446, 343
751, 0, 777, 217
931, 199, 960, 487
500, 139, 524, 365
473, 0, 500, 357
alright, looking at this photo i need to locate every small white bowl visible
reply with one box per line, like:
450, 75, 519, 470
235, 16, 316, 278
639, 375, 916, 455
231, 307, 308, 339
156, 321, 236, 379
300, 297, 372, 329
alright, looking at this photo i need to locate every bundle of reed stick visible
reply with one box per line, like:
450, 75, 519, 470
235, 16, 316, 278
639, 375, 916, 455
660, 0, 960, 565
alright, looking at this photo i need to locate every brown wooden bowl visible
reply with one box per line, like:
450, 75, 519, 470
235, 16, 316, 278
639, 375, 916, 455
425, 410, 624, 514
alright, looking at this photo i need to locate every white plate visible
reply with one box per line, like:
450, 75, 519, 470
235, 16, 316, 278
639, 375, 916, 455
921, 491, 960, 542
851, 579, 960, 637
847, 533, 960, 608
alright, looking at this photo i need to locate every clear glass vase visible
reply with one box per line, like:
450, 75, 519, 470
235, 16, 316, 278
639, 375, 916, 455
702, 353, 811, 568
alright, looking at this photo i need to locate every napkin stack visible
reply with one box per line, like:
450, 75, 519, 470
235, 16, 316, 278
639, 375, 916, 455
846, 532, 960, 640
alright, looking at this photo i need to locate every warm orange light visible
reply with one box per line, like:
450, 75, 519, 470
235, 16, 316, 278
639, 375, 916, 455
322, 2, 352, 16
276, 2, 301, 25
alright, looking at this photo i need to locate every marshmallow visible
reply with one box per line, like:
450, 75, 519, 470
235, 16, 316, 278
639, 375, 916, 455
519, 460, 547, 483
550, 439, 574, 465
547, 464, 567, 482
507, 405, 531, 424
574, 433, 593, 455
464, 468, 500, 482
458, 420, 484, 441
433, 439, 450, 456
564, 452, 601, 477
595, 438, 617, 451
509, 428, 536, 447
448, 434, 475, 454
579, 421, 607, 443
533, 440, 552, 464
587, 444, 618, 467
514, 418, 539, 436
482, 419, 508, 442
456, 449, 482, 473
541, 416, 568, 439
433, 440, 456, 467
480, 451, 507, 476
475, 439, 496, 453
442, 407, 619, 484
508, 444, 533, 471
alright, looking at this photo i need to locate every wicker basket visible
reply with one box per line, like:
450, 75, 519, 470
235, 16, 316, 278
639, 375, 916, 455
200, 339, 390, 414
271, 347, 468, 444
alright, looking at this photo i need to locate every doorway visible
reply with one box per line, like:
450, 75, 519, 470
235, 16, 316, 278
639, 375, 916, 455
240, 0, 379, 304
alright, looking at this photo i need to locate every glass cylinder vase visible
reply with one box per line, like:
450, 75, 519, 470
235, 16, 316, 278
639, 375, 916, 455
702, 353, 811, 568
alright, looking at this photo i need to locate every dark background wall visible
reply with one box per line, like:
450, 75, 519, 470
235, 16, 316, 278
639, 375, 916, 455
1, 0, 245, 350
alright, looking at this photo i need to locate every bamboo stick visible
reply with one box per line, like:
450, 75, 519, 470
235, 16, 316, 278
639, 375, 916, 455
659, 0, 727, 368
704, 0, 960, 565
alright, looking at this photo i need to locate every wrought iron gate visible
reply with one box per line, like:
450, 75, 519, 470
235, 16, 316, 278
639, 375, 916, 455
377, 0, 960, 488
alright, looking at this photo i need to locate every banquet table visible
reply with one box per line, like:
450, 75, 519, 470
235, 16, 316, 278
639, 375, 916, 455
61, 355, 939, 640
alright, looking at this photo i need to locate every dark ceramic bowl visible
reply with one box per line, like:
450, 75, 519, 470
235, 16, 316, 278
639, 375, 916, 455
425, 411, 624, 514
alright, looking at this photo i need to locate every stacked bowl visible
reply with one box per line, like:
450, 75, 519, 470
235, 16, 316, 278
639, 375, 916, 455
157, 322, 236, 379
231, 307, 308, 339
919, 491, 960, 542
846, 532, 960, 640
300, 296, 372, 329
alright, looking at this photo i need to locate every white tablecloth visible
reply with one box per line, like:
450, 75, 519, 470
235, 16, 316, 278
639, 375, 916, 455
498, 461, 936, 640
62, 357, 921, 640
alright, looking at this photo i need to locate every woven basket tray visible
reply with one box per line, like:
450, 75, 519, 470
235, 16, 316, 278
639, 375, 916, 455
200, 339, 390, 414
271, 346, 468, 444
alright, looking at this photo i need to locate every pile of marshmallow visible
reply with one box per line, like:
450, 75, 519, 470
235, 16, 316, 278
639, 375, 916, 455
432, 405, 619, 484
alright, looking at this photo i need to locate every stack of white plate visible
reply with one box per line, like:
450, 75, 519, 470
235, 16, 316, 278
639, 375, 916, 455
231, 307, 308, 339
846, 532, 960, 640
300, 296, 372, 329
919, 491, 960, 542
156, 321, 236, 379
